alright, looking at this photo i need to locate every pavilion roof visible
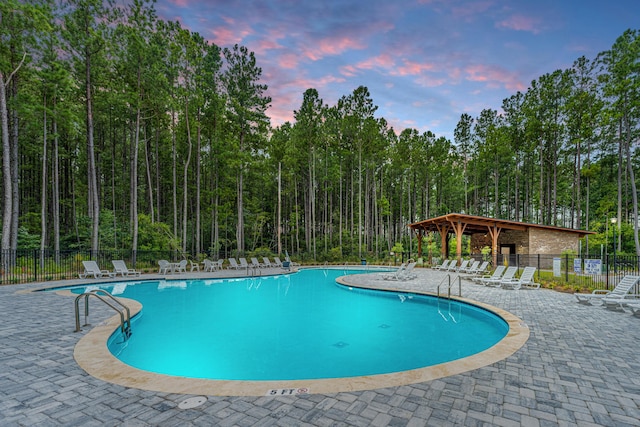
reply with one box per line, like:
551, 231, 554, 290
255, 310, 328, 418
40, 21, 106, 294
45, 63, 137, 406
408, 213, 595, 236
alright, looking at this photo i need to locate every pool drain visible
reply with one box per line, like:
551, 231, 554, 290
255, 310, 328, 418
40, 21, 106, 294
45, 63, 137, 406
178, 396, 207, 409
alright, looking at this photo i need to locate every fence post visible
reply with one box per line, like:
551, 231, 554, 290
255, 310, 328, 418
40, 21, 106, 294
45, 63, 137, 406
605, 254, 610, 290
537, 254, 540, 281
33, 249, 38, 282
564, 253, 569, 282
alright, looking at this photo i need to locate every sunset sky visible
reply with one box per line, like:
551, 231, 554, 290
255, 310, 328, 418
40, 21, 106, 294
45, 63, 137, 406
154, 0, 639, 140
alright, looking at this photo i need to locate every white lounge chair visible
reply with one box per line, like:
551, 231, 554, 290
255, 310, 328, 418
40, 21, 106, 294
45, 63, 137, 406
111, 260, 141, 277
473, 265, 505, 283
575, 275, 640, 305
239, 258, 250, 269
482, 266, 517, 287
446, 260, 459, 271
273, 257, 284, 268
262, 257, 273, 268
432, 259, 450, 270
79, 260, 116, 279
455, 259, 470, 272
601, 276, 640, 310
227, 258, 242, 270
250, 257, 263, 268
626, 301, 640, 317
501, 266, 539, 290
469, 261, 490, 275
460, 260, 479, 274
382, 263, 406, 280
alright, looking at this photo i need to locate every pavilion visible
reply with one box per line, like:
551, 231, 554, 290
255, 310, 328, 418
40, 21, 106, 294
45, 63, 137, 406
408, 213, 595, 266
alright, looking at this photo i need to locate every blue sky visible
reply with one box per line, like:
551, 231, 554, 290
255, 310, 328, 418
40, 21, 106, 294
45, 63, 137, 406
155, 0, 639, 140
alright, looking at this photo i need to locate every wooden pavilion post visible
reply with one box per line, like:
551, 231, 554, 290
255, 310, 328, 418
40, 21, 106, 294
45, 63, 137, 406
435, 223, 450, 260
450, 219, 467, 263
486, 224, 502, 267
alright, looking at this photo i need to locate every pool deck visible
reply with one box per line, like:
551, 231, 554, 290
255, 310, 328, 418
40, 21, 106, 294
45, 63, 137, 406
2, 267, 640, 426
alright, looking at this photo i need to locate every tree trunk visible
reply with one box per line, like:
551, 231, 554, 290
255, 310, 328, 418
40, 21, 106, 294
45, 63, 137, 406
52, 100, 60, 262
183, 97, 192, 253
40, 94, 48, 267
0, 72, 13, 268
86, 49, 99, 255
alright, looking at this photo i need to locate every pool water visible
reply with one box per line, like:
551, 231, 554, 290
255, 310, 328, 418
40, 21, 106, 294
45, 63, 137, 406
79, 269, 508, 381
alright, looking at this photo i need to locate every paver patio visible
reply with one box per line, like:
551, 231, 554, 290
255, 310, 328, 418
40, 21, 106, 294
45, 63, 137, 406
1, 267, 639, 426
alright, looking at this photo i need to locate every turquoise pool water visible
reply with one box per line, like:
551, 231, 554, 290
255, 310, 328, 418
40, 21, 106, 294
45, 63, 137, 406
73, 269, 508, 381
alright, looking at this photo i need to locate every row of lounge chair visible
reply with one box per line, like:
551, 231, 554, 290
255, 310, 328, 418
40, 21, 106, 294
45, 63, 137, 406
472, 265, 540, 290
382, 260, 418, 281
575, 275, 640, 316
79, 255, 299, 279
227, 256, 296, 270
432, 259, 489, 275
79, 260, 141, 279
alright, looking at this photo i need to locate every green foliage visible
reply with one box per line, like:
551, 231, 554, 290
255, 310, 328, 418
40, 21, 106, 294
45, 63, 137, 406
137, 214, 180, 251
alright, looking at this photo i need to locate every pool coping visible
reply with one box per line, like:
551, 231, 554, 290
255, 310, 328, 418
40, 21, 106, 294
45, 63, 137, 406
64, 273, 529, 397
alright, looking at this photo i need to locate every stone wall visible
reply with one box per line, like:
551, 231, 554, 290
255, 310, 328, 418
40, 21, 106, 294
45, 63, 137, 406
529, 228, 580, 254
470, 227, 580, 256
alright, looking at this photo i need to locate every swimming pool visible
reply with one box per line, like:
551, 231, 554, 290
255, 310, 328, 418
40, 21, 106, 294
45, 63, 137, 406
73, 268, 509, 382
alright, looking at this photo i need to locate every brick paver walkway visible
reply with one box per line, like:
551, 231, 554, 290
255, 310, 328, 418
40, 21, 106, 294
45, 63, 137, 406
1, 268, 639, 426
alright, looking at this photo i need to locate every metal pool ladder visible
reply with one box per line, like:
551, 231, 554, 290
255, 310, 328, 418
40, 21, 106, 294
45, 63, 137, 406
74, 289, 132, 340
436, 274, 462, 298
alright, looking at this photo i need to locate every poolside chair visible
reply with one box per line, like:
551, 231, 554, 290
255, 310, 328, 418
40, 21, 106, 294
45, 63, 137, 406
239, 258, 250, 269
158, 260, 171, 274
575, 275, 640, 305
189, 260, 200, 272
460, 260, 479, 274
400, 261, 418, 280
79, 260, 116, 279
111, 260, 141, 277
202, 259, 215, 272
601, 276, 640, 310
472, 261, 490, 275
175, 259, 187, 273
285, 255, 300, 267
500, 267, 539, 290
432, 259, 448, 270
215, 259, 224, 270
262, 257, 273, 268
227, 258, 242, 270
382, 263, 407, 280
626, 301, 640, 317
482, 266, 517, 287
473, 265, 505, 284
455, 259, 470, 272
273, 257, 284, 268
447, 260, 460, 271
250, 257, 263, 268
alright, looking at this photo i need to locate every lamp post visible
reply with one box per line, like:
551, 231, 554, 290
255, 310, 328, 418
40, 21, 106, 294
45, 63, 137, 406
611, 217, 617, 275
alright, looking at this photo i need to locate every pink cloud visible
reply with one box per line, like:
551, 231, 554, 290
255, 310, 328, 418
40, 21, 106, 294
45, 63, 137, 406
277, 52, 300, 69
301, 36, 365, 61
393, 60, 436, 77
339, 54, 395, 77
465, 64, 525, 91
208, 15, 253, 46
496, 14, 542, 34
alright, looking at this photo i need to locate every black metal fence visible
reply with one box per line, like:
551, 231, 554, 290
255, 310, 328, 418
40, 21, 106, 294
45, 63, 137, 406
1, 249, 639, 292
488, 253, 640, 291
0, 249, 187, 285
